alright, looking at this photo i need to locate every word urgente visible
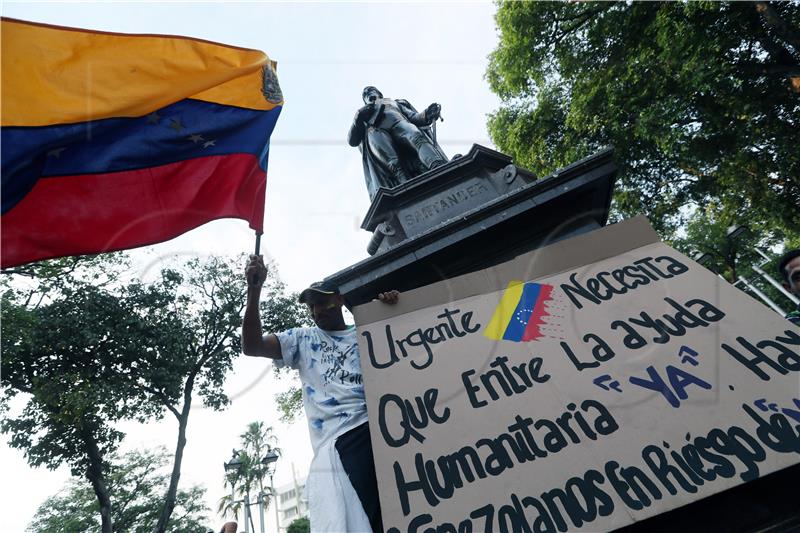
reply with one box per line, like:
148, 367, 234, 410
362, 308, 481, 371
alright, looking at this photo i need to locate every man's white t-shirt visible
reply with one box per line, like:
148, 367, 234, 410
274, 325, 372, 532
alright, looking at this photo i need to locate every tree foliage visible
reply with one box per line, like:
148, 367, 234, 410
287, 516, 310, 533
1, 254, 305, 532
2, 254, 166, 532
487, 1, 800, 237
27, 447, 209, 533
275, 388, 305, 423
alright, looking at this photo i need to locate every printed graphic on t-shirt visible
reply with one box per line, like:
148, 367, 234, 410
316, 340, 363, 386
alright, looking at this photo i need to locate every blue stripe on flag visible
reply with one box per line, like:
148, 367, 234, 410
2, 99, 280, 213
502, 282, 542, 342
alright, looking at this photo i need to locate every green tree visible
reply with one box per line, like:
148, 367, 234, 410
140, 255, 244, 533
2, 254, 171, 533
275, 387, 305, 423
27, 447, 209, 533
219, 421, 280, 530
2, 254, 305, 533
287, 516, 310, 533
487, 1, 800, 237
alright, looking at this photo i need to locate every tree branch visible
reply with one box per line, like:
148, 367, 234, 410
137, 384, 180, 419
552, 4, 614, 23
736, 60, 800, 77
550, 9, 599, 45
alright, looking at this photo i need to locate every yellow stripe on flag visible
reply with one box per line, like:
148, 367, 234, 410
1, 18, 279, 127
483, 281, 524, 341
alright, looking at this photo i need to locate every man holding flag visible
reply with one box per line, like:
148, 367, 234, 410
243, 254, 398, 532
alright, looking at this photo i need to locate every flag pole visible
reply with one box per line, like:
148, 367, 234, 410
254, 232, 262, 255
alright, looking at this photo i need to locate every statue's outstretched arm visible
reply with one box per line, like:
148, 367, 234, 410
399, 100, 440, 126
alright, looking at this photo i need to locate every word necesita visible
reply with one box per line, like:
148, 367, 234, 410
560, 255, 689, 310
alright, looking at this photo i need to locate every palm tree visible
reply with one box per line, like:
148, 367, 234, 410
218, 422, 281, 530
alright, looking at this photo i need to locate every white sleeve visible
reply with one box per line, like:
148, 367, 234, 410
273, 328, 305, 370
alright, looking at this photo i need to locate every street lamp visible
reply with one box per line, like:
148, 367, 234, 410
692, 251, 714, 268
262, 450, 279, 471
224, 450, 244, 525
726, 224, 748, 243
725, 224, 794, 314
225, 449, 243, 475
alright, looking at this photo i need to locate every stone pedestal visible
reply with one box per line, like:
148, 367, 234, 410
362, 144, 532, 255
326, 144, 617, 306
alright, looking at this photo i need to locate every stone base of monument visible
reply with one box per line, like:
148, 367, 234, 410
326, 144, 617, 306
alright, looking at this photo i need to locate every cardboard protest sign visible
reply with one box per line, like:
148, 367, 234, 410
353, 217, 800, 533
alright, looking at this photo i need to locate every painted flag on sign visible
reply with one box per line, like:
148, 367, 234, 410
484, 280, 554, 342
1, 18, 283, 268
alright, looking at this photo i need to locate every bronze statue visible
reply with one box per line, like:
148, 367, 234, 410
348, 86, 448, 199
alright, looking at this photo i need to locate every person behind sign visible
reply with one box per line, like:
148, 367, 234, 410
219, 521, 237, 533
778, 248, 800, 325
242, 254, 397, 533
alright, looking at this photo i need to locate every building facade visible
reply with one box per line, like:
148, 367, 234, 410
274, 475, 307, 532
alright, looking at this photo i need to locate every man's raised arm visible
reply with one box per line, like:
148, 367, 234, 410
242, 254, 282, 359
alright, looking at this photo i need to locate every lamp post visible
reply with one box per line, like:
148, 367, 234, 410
224, 444, 279, 533
725, 224, 747, 243
224, 450, 243, 526
695, 242, 788, 313
262, 450, 280, 533
726, 225, 793, 313
225, 449, 257, 533
751, 247, 800, 305
222, 448, 247, 531
693, 251, 728, 282
693, 251, 715, 269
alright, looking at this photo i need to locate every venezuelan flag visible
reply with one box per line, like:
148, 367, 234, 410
484, 281, 553, 342
1, 18, 282, 268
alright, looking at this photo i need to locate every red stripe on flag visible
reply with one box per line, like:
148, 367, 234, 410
521, 284, 553, 342
1, 153, 266, 268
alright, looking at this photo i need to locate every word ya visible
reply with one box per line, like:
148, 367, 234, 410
362, 308, 480, 371
561, 255, 689, 310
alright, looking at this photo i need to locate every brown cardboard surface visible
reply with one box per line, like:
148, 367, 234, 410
354, 218, 800, 532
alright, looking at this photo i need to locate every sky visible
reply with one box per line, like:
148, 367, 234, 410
0, 2, 502, 531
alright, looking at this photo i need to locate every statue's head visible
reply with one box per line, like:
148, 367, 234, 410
362, 86, 382, 104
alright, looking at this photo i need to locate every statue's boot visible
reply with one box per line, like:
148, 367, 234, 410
385, 160, 412, 185
413, 137, 447, 170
